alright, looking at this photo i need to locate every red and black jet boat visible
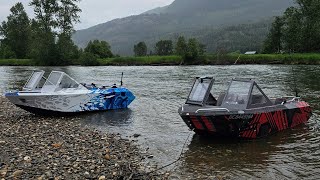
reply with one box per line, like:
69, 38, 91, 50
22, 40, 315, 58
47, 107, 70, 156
178, 77, 312, 139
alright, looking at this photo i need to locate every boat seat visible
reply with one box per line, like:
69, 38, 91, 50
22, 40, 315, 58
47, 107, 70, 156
274, 98, 286, 105
216, 92, 226, 106
251, 95, 265, 104
206, 93, 217, 106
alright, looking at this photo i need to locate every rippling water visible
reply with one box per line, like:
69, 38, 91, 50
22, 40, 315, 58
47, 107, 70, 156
0, 65, 319, 179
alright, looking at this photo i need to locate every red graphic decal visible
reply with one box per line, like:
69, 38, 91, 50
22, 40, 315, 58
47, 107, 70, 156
291, 105, 311, 128
201, 116, 216, 132
190, 116, 204, 130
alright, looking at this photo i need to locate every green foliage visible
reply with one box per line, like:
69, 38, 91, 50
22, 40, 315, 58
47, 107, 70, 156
264, 0, 320, 53
0, 44, 16, 59
100, 55, 182, 65
175, 36, 187, 56
174, 36, 206, 64
79, 52, 100, 66
56, 33, 80, 63
0, 2, 30, 59
263, 16, 284, 53
155, 40, 173, 56
134, 42, 147, 56
0, 59, 34, 66
84, 40, 113, 58
29, 0, 81, 65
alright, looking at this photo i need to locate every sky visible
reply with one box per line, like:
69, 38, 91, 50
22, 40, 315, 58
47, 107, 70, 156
0, 0, 174, 30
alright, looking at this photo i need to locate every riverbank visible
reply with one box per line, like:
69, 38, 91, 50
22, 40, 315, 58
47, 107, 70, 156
2, 53, 320, 66
0, 96, 167, 179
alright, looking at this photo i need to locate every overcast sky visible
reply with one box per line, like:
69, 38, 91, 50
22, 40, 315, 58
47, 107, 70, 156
0, 0, 174, 30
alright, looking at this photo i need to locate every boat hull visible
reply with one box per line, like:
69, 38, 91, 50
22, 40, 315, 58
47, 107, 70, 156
180, 102, 312, 139
4, 87, 135, 116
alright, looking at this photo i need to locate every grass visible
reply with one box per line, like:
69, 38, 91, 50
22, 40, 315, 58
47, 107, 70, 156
224, 53, 320, 65
0, 59, 35, 66
1, 53, 320, 66
99, 55, 183, 65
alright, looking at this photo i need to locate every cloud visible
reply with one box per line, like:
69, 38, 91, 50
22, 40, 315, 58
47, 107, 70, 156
0, 0, 174, 30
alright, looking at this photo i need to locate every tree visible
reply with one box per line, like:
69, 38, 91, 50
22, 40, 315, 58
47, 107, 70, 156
263, 16, 284, 53
263, 0, 320, 53
0, 3, 30, 58
134, 42, 147, 56
56, 33, 80, 63
29, 0, 81, 65
175, 36, 187, 56
79, 52, 99, 66
282, 7, 302, 52
84, 40, 113, 58
155, 40, 173, 56
185, 38, 199, 61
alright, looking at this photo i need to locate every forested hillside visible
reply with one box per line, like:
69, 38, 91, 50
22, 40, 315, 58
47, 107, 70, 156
73, 0, 294, 55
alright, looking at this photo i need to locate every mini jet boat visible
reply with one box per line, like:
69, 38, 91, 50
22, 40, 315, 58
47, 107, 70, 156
179, 77, 312, 139
4, 70, 135, 116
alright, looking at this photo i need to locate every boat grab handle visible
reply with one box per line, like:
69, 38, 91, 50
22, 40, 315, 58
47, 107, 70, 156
196, 108, 230, 113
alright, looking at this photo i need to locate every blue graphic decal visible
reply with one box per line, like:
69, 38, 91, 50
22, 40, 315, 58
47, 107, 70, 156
81, 87, 135, 111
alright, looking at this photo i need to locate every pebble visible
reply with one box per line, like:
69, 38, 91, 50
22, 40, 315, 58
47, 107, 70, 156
12, 170, 23, 178
98, 175, 106, 180
23, 156, 32, 162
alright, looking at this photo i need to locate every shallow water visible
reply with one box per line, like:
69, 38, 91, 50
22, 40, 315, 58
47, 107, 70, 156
0, 65, 319, 179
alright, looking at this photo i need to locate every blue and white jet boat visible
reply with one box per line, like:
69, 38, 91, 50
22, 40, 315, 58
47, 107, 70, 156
4, 70, 135, 116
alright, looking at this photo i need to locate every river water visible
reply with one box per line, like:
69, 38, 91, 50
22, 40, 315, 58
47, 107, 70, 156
0, 65, 319, 179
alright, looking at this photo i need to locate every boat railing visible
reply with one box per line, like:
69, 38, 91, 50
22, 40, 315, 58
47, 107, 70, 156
196, 108, 230, 113
284, 96, 301, 103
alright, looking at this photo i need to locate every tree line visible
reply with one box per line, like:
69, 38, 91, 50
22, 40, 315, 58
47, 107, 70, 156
263, 0, 320, 53
0, 1, 116, 65
133, 36, 206, 63
0, 1, 206, 66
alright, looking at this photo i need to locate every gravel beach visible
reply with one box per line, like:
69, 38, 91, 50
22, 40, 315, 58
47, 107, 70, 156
0, 96, 168, 179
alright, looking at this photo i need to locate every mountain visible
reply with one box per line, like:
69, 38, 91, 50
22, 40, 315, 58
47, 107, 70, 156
73, 0, 294, 55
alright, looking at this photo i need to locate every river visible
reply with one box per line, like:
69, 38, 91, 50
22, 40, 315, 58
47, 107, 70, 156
0, 65, 319, 179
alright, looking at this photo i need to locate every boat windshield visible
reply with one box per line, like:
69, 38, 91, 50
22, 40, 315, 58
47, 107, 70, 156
23, 70, 44, 91
58, 74, 79, 89
186, 77, 214, 105
222, 80, 252, 109
41, 71, 82, 92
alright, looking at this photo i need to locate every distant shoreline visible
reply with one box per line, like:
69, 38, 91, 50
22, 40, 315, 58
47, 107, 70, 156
1, 53, 320, 66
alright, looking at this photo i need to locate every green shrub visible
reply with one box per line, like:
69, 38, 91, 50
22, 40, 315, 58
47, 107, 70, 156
79, 52, 100, 66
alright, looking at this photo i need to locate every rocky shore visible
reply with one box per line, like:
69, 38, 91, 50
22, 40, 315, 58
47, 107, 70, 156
0, 97, 167, 179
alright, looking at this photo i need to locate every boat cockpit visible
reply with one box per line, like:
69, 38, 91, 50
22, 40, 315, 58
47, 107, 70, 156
22, 70, 87, 93
186, 77, 280, 110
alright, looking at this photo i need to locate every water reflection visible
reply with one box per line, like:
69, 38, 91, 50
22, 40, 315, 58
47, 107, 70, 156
179, 122, 313, 179
81, 109, 133, 127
